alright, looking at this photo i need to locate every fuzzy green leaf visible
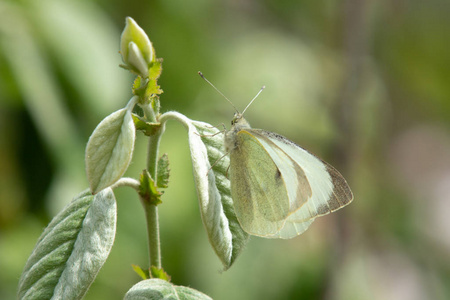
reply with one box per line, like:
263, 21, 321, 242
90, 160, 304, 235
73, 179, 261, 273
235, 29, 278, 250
149, 59, 163, 81
145, 79, 163, 98
124, 279, 212, 300
132, 264, 150, 280
146, 60, 163, 98
17, 188, 117, 300
139, 170, 162, 205
86, 108, 135, 194
132, 76, 147, 96
149, 266, 171, 281
157, 153, 170, 188
160, 111, 250, 269
191, 120, 249, 269
132, 113, 161, 136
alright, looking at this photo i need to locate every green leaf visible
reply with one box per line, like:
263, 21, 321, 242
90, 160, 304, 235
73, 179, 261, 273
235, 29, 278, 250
124, 279, 212, 300
132, 113, 161, 136
146, 79, 163, 98
86, 108, 136, 194
131, 265, 171, 281
132, 76, 146, 96
191, 120, 249, 269
132, 264, 150, 280
17, 188, 117, 300
157, 154, 170, 188
146, 60, 163, 98
150, 266, 171, 281
152, 96, 161, 115
162, 111, 248, 269
149, 59, 163, 81
139, 170, 163, 206
131, 60, 163, 100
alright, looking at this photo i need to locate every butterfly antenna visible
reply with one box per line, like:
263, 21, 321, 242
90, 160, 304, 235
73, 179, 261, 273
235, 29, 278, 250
242, 85, 265, 115
198, 71, 240, 114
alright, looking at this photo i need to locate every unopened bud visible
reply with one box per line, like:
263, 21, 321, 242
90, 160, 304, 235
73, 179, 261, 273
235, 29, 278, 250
120, 17, 154, 77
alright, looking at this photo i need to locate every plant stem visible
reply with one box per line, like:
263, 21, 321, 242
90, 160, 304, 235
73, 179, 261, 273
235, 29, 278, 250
110, 177, 140, 191
143, 118, 165, 269
147, 124, 164, 180
143, 200, 161, 268
141, 104, 156, 123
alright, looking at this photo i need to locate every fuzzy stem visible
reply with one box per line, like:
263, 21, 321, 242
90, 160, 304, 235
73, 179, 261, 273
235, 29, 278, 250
143, 121, 165, 269
110, 177, 140, 191
143, 199, 161, 268
141, 103, 156, 123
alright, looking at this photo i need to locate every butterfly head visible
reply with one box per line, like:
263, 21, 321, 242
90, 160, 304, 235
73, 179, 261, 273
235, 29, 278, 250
231, 113, 250, 130
224, 113, 251, 153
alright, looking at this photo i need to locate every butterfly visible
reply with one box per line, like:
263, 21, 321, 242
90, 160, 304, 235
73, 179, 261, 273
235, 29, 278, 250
199, 71, 353, 239
224, 112, 353, 239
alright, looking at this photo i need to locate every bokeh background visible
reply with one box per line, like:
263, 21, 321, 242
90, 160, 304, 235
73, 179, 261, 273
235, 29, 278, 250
1, 0, 450, 299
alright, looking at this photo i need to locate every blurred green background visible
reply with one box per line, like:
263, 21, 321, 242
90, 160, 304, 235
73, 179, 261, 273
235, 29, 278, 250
1, 0, 450, 299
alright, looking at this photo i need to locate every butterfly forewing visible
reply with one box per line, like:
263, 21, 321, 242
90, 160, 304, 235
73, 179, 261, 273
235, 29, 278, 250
251, 130, 312, 213
230, 130, 290, 236
321, 163, 353, 211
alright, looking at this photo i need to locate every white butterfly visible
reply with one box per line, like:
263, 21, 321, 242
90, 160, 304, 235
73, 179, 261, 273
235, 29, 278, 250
225, 112, 353, 239
199, 72, 353, 239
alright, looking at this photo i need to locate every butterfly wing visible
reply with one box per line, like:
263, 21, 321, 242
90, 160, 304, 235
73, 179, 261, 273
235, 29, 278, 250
229, 130, 294, 237
250, 129, 353, 239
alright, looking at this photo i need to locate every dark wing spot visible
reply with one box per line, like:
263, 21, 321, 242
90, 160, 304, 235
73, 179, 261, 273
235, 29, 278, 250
274, 168, 282, 181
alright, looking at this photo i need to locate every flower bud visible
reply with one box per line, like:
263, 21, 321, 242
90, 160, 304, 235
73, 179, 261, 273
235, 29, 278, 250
120, 17, 154, 77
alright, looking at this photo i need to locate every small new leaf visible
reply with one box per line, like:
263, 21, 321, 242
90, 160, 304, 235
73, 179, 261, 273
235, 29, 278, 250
150, 266, 171, 282
132, 113, 161, 136
132, 264, 149, 280
132, 77, 150, 97
148, 59, 163, 81
151, 96, 161, 115
132, 76, 141, 91
145, 79, 163, 99
145, 61, 163, 98
139, 170, 162, 205
157, 154, 170, 188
